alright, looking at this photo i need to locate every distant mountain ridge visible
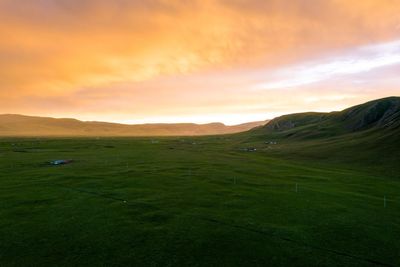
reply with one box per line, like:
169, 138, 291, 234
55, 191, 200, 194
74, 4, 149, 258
0, 114, 268, 136
2, 97, 399, 137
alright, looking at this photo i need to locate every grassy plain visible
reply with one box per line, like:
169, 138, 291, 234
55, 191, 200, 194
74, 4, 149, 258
0, 135, 399, 266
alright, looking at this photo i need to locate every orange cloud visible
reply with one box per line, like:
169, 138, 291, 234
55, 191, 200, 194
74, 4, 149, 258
0, 0, 399, 123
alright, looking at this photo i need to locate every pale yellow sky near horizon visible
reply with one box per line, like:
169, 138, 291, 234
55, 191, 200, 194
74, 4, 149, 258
0, 0, 400, 125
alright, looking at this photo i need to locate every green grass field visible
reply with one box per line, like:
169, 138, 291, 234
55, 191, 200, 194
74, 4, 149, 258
1, 135, 399, 266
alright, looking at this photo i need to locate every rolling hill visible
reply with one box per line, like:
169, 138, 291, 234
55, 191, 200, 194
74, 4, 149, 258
0, 114, 268, 137
257, 96, 400, 138
243, 96, 400, 172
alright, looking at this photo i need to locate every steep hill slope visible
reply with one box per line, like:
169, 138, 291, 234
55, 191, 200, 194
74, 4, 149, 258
261, 96, 400, 139
242, 97, 400, 173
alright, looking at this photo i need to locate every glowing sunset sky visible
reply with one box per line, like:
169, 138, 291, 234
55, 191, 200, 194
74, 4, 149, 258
1, 0, 400, 124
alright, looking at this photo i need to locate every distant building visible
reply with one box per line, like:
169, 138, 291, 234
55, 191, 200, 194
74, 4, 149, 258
50, 159, 72, 165
265, 141, 277, 145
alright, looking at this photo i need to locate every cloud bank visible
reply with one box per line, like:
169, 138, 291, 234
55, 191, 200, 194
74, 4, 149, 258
0, 0, 399, 123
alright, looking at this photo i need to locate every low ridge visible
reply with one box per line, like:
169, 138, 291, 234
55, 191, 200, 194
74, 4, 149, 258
0, 114, 267, 137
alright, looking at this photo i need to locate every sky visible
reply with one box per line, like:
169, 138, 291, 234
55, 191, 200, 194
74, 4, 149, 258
0, 0, 400, 125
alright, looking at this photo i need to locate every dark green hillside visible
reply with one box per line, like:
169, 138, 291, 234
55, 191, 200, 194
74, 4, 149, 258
262, 97, 400, 137
338, 96, 400, 131
241, 97, 400, 173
